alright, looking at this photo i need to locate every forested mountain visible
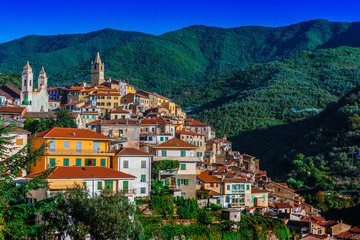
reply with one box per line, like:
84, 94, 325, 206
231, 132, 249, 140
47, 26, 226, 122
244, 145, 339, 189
0, 28, 152, 76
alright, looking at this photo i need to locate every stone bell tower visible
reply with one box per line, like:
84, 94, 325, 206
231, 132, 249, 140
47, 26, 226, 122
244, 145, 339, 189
22, 61, 33, 93
91, 52, 105, 86
37, 66, 48, 90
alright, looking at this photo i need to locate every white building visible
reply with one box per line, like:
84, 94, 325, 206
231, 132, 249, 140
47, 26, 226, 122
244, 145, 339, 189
115, 148, 153, 198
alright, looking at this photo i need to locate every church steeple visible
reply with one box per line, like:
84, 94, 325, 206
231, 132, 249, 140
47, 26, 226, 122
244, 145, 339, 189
22, 61, 33, 93
91, 52, 105, 86
37, 66, 47, 90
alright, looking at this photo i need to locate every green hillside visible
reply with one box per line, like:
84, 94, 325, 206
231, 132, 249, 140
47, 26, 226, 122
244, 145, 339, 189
51, 20, 360, 92
0, 28, 152, 76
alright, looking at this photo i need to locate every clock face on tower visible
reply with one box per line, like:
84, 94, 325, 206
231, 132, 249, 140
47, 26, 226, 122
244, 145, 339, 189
100, 72, 104, 79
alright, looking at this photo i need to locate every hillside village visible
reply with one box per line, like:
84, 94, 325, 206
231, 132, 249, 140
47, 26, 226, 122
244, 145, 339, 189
1, 53, 359, 240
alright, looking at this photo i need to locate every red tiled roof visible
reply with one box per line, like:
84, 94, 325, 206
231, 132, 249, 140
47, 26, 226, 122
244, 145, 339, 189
271, 181, 296, 192
68, 87, 83, 91
197, 172, 222, 183
245, 206, 267, 211
186, 119, 209, 126
116, 147, 153, 156
0, 106, 26, 113
63, 101, 84, 106
35, 127, 112, 140
49, 99, 61, 103
208, 190, 222, 196
88, 119, 138, 125
223, 178, 249, 183
152, 137, 198, 149
274, 202, 292, 209
334, 231, 354, 239
140, 118, 169, 125
139, 142, 149, 147
251, 188, 270, 194
90, 92, 120, 96
243, 154, 255, 158
176, 130, 204, 136
25, 166, 135, 179
198, 161, 211, 166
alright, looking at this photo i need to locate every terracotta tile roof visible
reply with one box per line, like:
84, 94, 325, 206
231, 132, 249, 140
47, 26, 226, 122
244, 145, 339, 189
110, 110, 129, 114
78, 104, 91, 108
251, 188, 270, 194
81, 111, 98, 114
223, 178, 249, 183
274, 202, 292, 209
68, 87, 83, 91
25, 166, 135, 179
243, 154, 255, 158
49, 99, 61, 103
0, 84, 21, 100
152, 137, 198, 149
258, 170, 266, 175
88, 119, 138, 125
0, 106, 26, 113
302, 233, 332, 240
35, 127, 112, 140
81, 88, 95, 93
186, 119, 209, 126
139, 142, 149, 147
271, 181, 296, 192
197, 172, 222, 183
238, 174, 252, 180
10, 127, 31, 134
176, 130, 204, 136
351, 226, 360, 233
208, 190, 222, 196
90, 92, 120, 96
245, 206, 267, 211
23, 112, 56, 118
116, 147, 153, 156
140, 118, 169, 125
198, 161, 211, 166
334, 231, 354, 239
63, 101, 84, 106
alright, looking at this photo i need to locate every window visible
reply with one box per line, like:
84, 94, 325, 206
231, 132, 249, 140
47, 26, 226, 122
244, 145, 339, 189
227, 185, 230, 191
148, 136, 153, 141
105, 181, 113, 190
181, 150, 186, 157
161, 150, 167, 156
123, 160, 129, 168
246, 184, 250, 190
107, 103, 111, 106
63, 141, 69, 149
85, 159, 96, 166
76, 158, 81, 166
101, 159, 106, 167
115, 115, 118, 119
16, 138, 23, 145
141, 187, 146, 194
93, 142, 100, 153
141, 161, 146, 168
49, 158, 56, 167
97, 181, 102, 190
63, 158, 69, 166
160, 137, 164, 141
177, 179, 189, 185
180, 164, 186, 170
141, 174, 146, 182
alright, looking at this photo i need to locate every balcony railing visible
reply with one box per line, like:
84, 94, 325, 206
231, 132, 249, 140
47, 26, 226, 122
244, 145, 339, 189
47, 149, 114, 156
118, 189, 136, 195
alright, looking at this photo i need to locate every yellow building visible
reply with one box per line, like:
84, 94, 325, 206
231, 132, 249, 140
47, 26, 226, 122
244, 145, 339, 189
89, 91, 121, 109
30, 127, 115, 173
126, 84, 135, 94
161, 101, 176, 115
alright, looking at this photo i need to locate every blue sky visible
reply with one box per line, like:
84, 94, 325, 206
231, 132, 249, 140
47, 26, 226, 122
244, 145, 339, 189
1, 0, 359, 43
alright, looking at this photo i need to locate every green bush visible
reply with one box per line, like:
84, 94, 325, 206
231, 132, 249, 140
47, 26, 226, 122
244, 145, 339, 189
176, 197, 199, 219
149, 195, 174, 217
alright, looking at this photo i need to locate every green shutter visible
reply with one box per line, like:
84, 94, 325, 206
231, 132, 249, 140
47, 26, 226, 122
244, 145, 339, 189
252, 196, 254, 202
181, 164, 186, 170
185, 179, 189, 185
217, 199, 220, 204
246, 184, 250, 190
227, 185, 230, 190
97, 181, 102, 190
149, 136, 153, 141
263, 194, 265, 200
162, 150, 167, 156
76, 158, 81, 166
165, 179, 169, 186
85, 159, 89, 166
141, 174, 146, 182
83, 182, 87, 188
63, 158, 69, 166
123, 181, 129, 190
160, 137, 164, 141
50, 158, 55, 167
101, 159, 106, 166
105, 181, 113, 190
181, 150, 186, 157
178, 179, 181, 186
93, 159, 97, 166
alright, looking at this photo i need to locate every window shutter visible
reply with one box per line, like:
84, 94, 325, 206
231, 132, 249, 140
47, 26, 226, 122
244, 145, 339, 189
50, 158, 56, 167
185, 179, 189, 185
227, 185, 230, 191
93, 159, 96, 166
178, 179, 181, 186
85, 159, 89, 166
76, 158, 81, 166
165, 179, 169, 186
97, 182, 102, 190
101, 159, 106, 167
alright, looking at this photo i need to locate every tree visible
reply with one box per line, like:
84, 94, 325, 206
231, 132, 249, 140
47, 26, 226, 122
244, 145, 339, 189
42, 188, 144, 240
0, 123, 54, 239
24, 109, 77, 134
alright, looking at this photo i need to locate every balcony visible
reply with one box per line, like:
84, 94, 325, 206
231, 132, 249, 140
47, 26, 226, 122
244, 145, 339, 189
118, 189, 137, 195
47, 149, 115, 156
